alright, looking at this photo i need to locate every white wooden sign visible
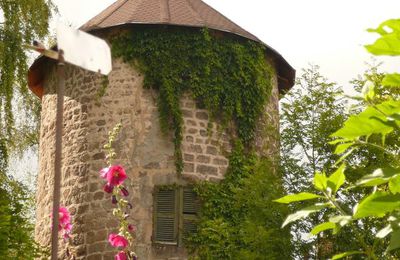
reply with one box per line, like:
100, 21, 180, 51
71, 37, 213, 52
57, 24, 112, 75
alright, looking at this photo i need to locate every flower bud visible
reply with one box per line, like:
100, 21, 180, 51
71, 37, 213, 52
103, 183, 114, 193
120, 187, 129, 197
112, 195, 118, 204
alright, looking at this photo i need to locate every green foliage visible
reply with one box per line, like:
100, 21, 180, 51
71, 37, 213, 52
277, 18, 400, 259
0, 0, 53, 165
280, 64, 347, 257
187, 142, 292, 259
111, 27, 272, 173
0, 171, 46, 259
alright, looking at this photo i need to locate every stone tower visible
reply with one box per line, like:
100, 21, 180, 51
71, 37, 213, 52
28, 0, 295, 259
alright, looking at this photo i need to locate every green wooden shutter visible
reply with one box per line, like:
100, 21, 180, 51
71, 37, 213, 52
154, 188, 178, 244
182, 187, 198, 238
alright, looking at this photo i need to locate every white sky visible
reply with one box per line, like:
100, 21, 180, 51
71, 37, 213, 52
52, 0, 400, 93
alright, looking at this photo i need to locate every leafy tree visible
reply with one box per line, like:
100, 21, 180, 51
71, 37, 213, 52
188, 142, 292, 259
0, 1, 53, 259
0, 0, 52, 165
280, 65, 347, 258
276, 18, 400, 259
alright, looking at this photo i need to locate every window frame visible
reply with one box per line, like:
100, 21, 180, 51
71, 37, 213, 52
153, 185, 199, 246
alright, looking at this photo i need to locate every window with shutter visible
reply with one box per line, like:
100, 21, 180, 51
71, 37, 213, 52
154, 188, 178, 244
182, 188, 198, 239
153, 186, 199, 246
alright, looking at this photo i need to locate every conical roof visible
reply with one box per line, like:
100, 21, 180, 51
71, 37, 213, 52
28, 0, 295, 97
80, 0, 260, 42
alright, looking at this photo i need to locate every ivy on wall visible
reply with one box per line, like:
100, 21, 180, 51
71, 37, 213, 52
111, 26, 273, 173
111, 26, 289, 258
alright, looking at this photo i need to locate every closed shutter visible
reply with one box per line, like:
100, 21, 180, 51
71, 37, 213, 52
154, 188, 177, 244
182, 188, 198, 238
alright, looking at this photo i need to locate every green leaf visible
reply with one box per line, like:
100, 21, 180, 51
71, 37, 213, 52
332, 100, 400, 140
376, 224, 393, 238
361, 80, 375, 100
356, 168, 400, 187
327, 164, 346, 193
354, 192, 400, 219
314, 172, 328, 191
382, 73, 400, 87
365, 19, 400, 56
389, 175, 400, 194
282, 204, 328, 228
274, 192, 323, 204
331, 251, 364, 260
334, 142, 354, 154
329, 215, 352, 227
388, 229, 400, 251
309, 222, 336, 236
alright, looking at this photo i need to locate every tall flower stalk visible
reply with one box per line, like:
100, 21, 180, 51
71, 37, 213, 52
100, 123, 137, 259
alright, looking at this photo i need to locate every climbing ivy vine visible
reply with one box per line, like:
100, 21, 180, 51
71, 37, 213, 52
111, 26, 273, 173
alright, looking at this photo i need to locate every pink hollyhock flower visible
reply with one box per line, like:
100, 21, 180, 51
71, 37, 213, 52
106, 165, 127, 186
108, 233, 129, 248
99, 167, 109, 179
64, 223, 73, 233
59, 207, 71, 226
103, 183, 114, 193
115, 251, 127, 260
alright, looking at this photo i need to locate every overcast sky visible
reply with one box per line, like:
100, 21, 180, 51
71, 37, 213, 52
51, 0, 400, 93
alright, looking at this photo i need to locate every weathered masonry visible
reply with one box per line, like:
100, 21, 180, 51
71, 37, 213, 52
28, 0, 295, 259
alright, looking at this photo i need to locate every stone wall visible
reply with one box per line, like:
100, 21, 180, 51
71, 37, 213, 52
35, 53, 280, 259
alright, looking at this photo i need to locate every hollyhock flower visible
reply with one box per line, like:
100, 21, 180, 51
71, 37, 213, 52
115, 251, 127, 260
59, 207, 71, 226
64, 223, 73, 233
104, 183, 114, 193
120, 187, 129, 196
99, 167, 109, 179
106, 165, 127, 186
108, 234, 129, 248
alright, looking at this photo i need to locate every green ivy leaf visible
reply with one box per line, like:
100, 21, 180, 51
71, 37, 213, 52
314, 172, 328, 191
388, 229, 400, 251
331, 251, 364, 260
382, 73, 400, 87
282, 204, 328, 228
309, 222, 336, 236
354, 192, 400, 219
274, 192, 323, 204
327, 164, 346, 194
356, 168, 400, 187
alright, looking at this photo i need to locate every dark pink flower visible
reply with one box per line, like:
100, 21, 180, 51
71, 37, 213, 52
115, 251, 127, 260
64, 223, 73, 233
108, 233, 129, 248
59, 207, 71, 226
99, 167, 109, 179
106, 165, 127, 186
104, 183, 114, 193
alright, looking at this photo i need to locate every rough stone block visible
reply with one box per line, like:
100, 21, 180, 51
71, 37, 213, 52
196, 164, 218, 175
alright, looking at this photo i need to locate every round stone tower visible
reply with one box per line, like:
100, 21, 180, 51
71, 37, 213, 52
28, 0, 295, 259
